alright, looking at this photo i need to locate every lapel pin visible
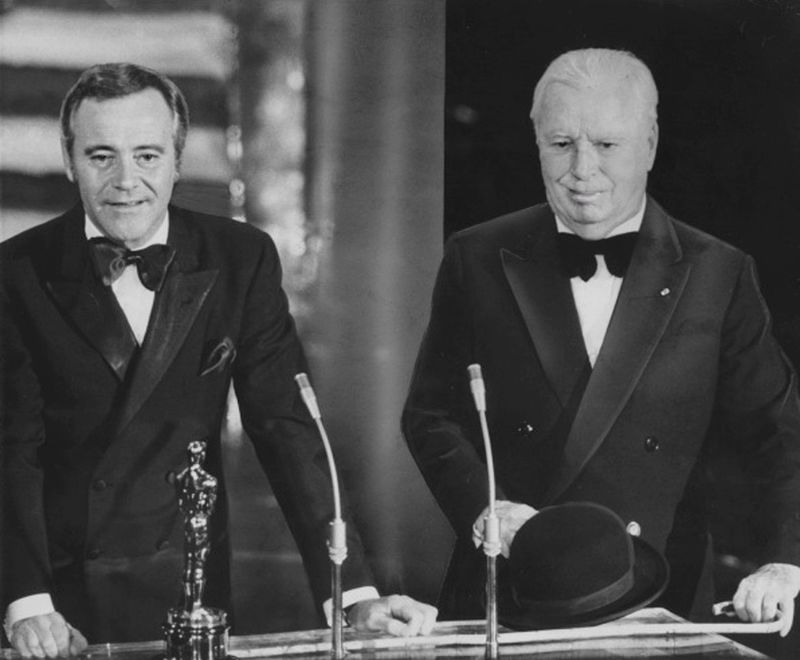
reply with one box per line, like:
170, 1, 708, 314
660, 287, 670, 297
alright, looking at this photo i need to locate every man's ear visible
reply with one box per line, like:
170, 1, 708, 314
61, 139, 76, 183
646, 121, 659, 172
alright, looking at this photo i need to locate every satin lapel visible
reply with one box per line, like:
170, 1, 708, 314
501, 222, 589, 408
114, 211, 219, 433
543, 200, 692, 504
46, 209, 137, 380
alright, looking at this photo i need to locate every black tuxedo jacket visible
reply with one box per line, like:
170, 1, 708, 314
403, 198, 800, 620
1, 205, 373, 642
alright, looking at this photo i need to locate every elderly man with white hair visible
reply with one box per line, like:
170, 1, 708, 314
404, 48, 800, 635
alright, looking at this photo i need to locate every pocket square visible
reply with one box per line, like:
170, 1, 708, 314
201, 337, 237, 376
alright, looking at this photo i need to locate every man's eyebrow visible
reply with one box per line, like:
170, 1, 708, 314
135, 144, 166, 153
82, 144, 167, 155
83, 144, 115, 155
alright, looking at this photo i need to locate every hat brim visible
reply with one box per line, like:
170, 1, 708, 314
497, 536, 670, 630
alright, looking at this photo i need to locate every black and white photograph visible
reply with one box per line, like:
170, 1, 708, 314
2, 1, 800, 658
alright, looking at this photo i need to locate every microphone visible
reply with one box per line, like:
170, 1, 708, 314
294, 373, 346, 659
467, 363, 500, 659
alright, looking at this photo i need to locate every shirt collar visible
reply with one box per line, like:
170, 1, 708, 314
84, 212, 170, 248
555, 197, 645, 237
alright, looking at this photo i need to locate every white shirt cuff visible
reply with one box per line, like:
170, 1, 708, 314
4, 594, 55, 640
322, 586, 380, 627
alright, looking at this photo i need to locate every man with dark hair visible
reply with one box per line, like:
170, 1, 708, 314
2, 62, 436, 656
403, 48, 800, 634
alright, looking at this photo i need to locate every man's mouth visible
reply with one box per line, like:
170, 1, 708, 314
568, 190, 602, 202
107, 200, 146, 208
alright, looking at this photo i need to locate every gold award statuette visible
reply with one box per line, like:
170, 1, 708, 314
163, 440, 233, 660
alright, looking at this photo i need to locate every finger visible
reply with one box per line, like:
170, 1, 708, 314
379, 596, 418, 637
50, 620, 71, 657
732, 581, 763, 623
68, 626, 89, 655
419, 604, 438, 635
37, 627, 59, 658
12, 629, 34, 659
16, 625, 45, 659
760, 594, 779, 624
389, 598, 438, 637
745, 588, 768, 623
382, 616, 412, 637
397, 606, 425, 637
780, 597, 795, 638
731, 585, 748, 622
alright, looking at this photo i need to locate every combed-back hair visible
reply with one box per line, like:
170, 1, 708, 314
530, 48, 658, 133
60, 62, 190, 162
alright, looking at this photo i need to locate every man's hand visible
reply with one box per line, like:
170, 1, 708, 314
346, 595, 438, 637
9, 613, 87, 658
732, 562, 800, 637
472, 500, 538, 558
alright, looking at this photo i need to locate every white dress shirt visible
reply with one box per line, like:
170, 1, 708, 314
556, 202, 645, 366
85, 214, 170, 344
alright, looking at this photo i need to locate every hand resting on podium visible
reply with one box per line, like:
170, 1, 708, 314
7, 596, 438, 656
7, 612, 87, 659
471, 498, 800, 637
346, 595, 437, 637
731, 562, 800, 637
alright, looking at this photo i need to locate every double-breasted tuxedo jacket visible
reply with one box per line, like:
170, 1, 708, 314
1, 205, 373, 642
402, 198, 800, 620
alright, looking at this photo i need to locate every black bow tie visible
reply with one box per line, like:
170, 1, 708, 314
89, 238, 176, 292
557, 232, 638, 281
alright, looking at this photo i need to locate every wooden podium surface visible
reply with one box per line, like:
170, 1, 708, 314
0, 608, 777, 659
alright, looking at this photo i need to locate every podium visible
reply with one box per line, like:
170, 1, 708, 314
0, 608, 775, 659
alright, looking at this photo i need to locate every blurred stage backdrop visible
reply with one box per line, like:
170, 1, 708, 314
3, 1, 800, 657
0, 0, 447, 635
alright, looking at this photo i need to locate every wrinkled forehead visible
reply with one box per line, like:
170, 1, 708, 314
537, 78, 651, 135
68, 88, 179, 139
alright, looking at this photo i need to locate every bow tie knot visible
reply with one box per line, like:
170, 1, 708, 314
89, 238, 176, 292
557, 232, 638, 281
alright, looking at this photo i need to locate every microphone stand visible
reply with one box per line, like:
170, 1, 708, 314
468, 364, 500, 659
295, 373, 347, 660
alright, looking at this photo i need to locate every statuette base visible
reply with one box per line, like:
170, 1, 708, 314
163, 607, 234, 660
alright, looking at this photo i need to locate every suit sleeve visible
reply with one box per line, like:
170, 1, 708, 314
0, 271, 53, 609
230, 232, 374, 610
402, 238, 504, 541
715, 254, 800, 566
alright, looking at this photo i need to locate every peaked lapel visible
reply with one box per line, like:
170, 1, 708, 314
114, 208, 218, 434
501, 210, 589, 408
543, 199, 692, 504
45, 208, 138, 380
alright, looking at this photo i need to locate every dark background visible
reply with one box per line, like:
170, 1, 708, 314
445, 2, 800, 657
445, 0, 800, 364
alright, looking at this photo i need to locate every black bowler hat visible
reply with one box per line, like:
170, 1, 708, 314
498, 501, 669, 630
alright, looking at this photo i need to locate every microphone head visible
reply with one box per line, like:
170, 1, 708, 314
295, 373, 311, 389
467, 363, 483, 382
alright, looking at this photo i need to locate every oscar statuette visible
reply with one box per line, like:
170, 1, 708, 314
163, 440, 233, 660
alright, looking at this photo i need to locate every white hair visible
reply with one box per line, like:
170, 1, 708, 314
530, 48, 658, 133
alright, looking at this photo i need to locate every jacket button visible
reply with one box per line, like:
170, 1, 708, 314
516, 422, 535, 437
157, 540, 171, 551
92, 479, 108, 491
87, 548, 103, 560
644, 436, 661, 452
626, 521, 642, 537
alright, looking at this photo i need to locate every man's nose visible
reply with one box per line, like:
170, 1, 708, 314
571, 143, 598, 180
111, 158, 137, 189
